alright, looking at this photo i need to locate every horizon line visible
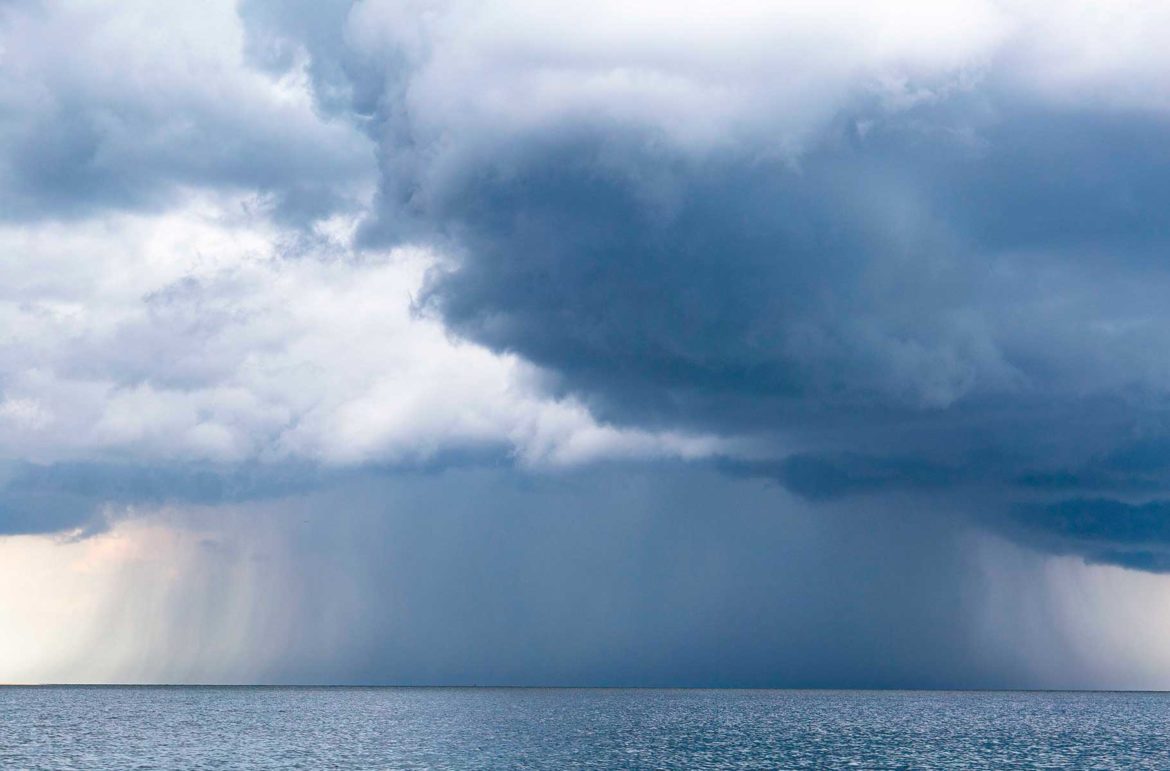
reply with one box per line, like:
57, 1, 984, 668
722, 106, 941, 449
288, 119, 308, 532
5, 684, 1170, 694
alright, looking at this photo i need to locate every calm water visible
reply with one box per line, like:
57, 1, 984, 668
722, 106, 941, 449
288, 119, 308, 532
2, 687, 1169, 769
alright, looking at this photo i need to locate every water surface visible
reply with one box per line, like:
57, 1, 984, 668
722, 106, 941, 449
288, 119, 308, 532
2, 687, 1168, 769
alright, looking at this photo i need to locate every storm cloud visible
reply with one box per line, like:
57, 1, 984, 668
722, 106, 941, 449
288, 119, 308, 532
5, 0, 1170, 686
230, 0, 1170, 571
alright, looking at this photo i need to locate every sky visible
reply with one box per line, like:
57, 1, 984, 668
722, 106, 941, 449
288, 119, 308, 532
4, 0, 1170, 687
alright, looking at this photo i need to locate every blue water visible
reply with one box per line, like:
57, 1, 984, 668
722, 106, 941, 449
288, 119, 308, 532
2, 687, 1169, 769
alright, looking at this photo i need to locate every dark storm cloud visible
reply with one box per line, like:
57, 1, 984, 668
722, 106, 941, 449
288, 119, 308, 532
1016, 437, 1170, 494
415, 108, 1170, 425
722, 453, 963, 501
1006, 498, 1170, 573
231, 2, 1170, 571
406, 114, 1170, 568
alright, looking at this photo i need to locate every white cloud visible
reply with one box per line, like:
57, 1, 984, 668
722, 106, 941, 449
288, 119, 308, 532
346, 0, 1010, 153
0, 192, 731, 468
1005, 0, 1170, 111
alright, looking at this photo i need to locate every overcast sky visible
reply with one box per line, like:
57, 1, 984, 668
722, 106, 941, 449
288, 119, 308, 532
5, 0, 1170, 686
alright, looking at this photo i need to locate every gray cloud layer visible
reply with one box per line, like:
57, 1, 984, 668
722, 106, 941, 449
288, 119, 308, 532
0, 0, 373, 223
